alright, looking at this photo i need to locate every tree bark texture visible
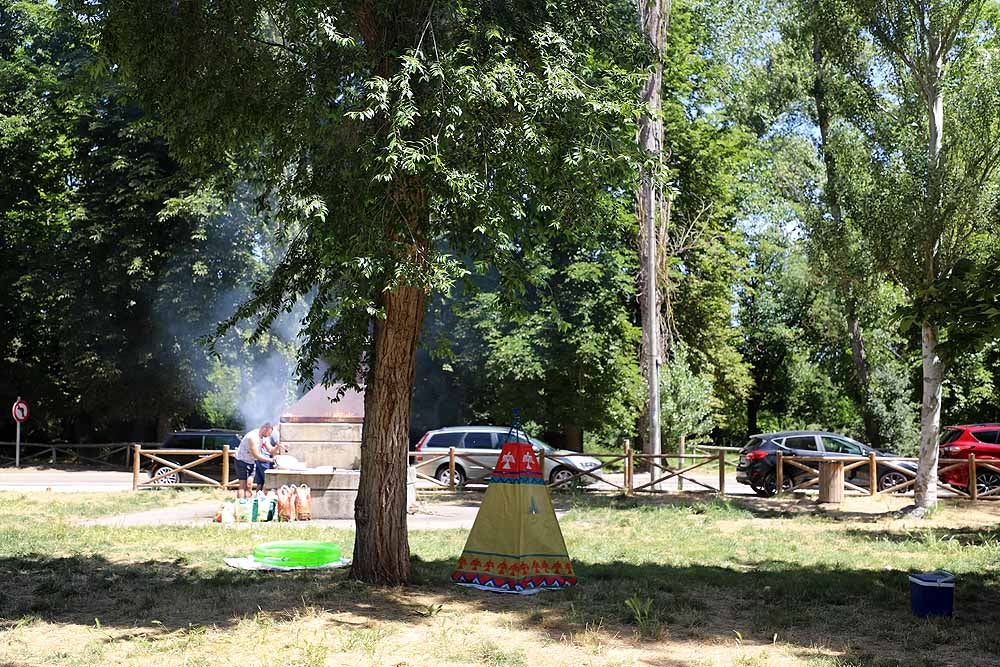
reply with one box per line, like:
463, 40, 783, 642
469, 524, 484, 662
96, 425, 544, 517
637, 0, 670, 457
913, 29, 946, 510
810, 27, 881, 448
563, 423, 583, 453
351, 283, 426, 584
846, 297, 882, 449
914, 320, 942, 508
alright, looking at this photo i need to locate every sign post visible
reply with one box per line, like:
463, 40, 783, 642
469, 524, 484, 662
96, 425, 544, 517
12, 398, 29, 469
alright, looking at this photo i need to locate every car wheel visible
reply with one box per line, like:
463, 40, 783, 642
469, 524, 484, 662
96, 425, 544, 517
975, 471, 1000, 496
435, 465, 466, 487
151, 465, 179, 485
752, 471, 792, 497
878, 471, 909, 493
549, 466, 575, 489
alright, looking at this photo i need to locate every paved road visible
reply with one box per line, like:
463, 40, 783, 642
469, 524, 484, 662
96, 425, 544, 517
0, 465, 140, 492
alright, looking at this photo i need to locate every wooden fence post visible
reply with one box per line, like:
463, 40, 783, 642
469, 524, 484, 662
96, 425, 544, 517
132, 444, 141, 491
775, 452, 784, 496
678, 435, 686, 491
449, 447, 456, 491
222, 445, 230, 490
869, 452, 877, 496
969, 453, 978, 502
718, 451, 725, 496
625, 441, 633, 495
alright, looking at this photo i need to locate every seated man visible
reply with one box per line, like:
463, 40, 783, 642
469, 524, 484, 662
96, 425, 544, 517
235, 422, 274, 499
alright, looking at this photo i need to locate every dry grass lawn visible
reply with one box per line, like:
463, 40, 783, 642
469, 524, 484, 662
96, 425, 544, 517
2, 489, 999, 667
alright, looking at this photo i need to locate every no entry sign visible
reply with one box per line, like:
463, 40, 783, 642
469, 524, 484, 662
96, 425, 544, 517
12, 398, 28, 423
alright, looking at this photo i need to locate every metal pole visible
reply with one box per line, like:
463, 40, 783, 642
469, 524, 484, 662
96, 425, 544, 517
646, 186, 662, 491
15, 420, 20, 469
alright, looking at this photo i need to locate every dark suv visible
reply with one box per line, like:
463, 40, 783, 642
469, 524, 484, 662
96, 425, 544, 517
736, 430, 913, 497
938, 424, 1000, 493
146, 429, 242, 485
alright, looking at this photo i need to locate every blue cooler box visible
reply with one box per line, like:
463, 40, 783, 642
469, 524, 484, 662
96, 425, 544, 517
909, 570, 955, 617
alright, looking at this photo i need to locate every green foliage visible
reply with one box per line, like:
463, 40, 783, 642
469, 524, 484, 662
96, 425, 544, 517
0, 1, 293, 440
658, 344, 715, 450
89, 0, 645, 394
624, 594, 660, 639
414, 195, 644, 443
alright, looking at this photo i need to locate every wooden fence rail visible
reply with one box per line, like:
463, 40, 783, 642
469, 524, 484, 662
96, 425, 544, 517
132, 444, 235, 490
408, 446, 727, 495
0, 441, 155, 468
773, 452, 998, 500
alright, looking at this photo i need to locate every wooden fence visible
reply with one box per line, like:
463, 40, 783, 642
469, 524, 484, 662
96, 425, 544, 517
132, 444, 237, 490
408, 445, 728, 494
0, 441, 154, 468
774, 452, 1000, 500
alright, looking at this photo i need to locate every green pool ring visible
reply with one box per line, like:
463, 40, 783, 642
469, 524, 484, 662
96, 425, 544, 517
252, 540, 342, 568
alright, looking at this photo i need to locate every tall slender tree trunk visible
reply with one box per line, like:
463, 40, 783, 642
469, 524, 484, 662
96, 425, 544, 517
845, 295, 881, 448
352, 282, 426, 584
915, 320, 942, 508
810, 26, 880, 448
637, 0, 670, 459
913, 39, 946, 510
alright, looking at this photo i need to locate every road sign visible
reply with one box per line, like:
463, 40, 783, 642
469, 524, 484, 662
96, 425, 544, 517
12, 399, 29, 423
12, 397, 27, 468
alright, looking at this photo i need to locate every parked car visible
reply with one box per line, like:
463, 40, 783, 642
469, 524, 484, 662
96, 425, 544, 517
938, 424, 1000, 494
736, 430, 915, 497
146, 429, 242, 485
412, 426, 602, 488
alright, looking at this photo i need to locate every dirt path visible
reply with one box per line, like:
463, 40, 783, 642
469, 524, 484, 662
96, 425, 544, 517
81, 494, 567, 530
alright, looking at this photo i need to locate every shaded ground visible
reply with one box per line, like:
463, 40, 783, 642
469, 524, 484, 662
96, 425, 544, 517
1, 491, 999, 666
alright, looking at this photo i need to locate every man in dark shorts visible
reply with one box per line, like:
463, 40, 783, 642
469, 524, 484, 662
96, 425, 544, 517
235, 423, 274, 499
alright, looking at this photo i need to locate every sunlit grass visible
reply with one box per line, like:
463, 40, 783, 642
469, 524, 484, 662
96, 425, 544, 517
1, 490, 998, 666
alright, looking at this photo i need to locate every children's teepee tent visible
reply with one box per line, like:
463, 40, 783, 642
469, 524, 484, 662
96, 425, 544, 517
451, 436, 576, 594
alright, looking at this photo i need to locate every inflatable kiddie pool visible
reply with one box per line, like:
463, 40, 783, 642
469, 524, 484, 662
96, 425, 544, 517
252, 541, 342, 568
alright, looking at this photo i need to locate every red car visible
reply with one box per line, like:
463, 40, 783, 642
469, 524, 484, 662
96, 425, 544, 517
938, 424, 1000, 493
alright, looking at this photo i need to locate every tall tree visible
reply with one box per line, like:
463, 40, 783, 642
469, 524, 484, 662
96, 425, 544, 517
852, 0, 1000, 510
1, 0, 271, 442
800, 2, 885, 448
91, 0, 641, 582
637, 0, 671, 458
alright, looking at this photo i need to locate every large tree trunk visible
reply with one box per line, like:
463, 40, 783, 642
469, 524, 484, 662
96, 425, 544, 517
563, 423, 583, 453
351, 283, 426, 584
746, 395, 760, 438
637, 0, 670, 458
914, 320, 943, 509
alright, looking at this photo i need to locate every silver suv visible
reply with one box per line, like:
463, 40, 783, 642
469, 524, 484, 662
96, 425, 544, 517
412, 426, 602, 487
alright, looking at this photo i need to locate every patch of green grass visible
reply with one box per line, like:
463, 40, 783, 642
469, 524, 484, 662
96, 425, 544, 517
473, 639, 526, 667
342, 626, 391, 655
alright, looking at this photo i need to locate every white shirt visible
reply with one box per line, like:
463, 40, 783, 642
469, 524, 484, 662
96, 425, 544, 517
236, 429, 268, 464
